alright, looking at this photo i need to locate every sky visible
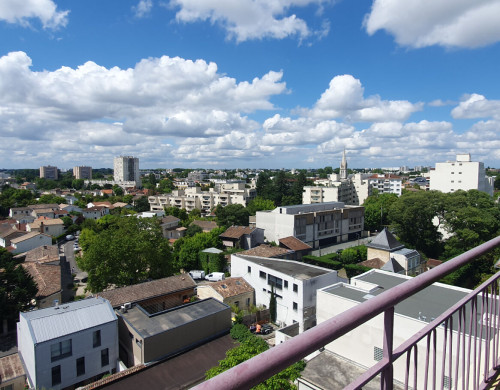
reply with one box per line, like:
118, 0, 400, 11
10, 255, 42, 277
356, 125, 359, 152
1, 0, 500, 170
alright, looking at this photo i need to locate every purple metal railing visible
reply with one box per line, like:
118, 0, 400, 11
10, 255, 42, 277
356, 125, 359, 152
193, 235, 500, 390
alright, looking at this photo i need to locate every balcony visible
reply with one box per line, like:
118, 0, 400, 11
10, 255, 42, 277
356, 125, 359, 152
194, 235, 500, 390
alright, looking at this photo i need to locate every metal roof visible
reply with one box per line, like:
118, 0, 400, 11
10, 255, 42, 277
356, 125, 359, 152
20, 297, 117, 343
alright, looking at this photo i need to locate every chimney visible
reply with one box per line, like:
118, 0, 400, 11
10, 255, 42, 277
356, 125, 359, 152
40, 221, 44, 233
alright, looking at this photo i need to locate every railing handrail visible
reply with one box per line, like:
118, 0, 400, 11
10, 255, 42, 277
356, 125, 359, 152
193, 235, 500, 390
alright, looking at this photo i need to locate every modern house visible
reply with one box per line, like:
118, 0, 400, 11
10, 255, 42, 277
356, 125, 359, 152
17, 297, 119, 390
315, 270, 473, 388
231, 254, 343, 331
256, 202, 364, 249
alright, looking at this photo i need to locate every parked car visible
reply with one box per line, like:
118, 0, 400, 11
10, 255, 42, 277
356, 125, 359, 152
66, 234, 75, 241
205, 272, 225, 282
189, 270, 206, 280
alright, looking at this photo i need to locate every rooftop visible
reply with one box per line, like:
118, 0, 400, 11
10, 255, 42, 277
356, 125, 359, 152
22, 262, 61, 298
10, 232, 50, 244
279, 236, 312, 251
238, 244, 291, 258
366, 228, 405, 252
205, 277, 254, 298
220, 226, 257, 239
97, 274, 196, 308
0, 353, 25, 382
119, 298, 229, 338
234, 254, 333, 280
19, 297, 116, 343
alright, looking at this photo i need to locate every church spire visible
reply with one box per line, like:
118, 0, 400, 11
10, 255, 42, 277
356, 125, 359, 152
340, 148, 348, 180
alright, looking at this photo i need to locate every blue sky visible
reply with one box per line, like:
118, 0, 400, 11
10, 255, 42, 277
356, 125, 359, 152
1, 0, 500, 170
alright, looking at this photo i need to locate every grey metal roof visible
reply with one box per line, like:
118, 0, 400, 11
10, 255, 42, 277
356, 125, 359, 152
20, 297, 117, 343
235, 255, 333, 280
366, 228, 404, 251
393, 248, 419, 256
119, 298, 230, 338
201, 247, 223, 254
322, 271, 469, 324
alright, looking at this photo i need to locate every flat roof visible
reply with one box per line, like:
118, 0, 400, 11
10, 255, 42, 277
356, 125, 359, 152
322, 270, 470, 324
235, 255, 333, 280
119, 298, 230, 338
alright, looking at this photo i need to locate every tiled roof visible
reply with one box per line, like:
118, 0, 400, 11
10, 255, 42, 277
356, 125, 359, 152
10, 232, 50, 243
24, 245, 59, 263
358, 258, 386, 269
0, 353, 25, 381
112, 202, 129, 208
22, 262, 61, 298
29, 203, 59, 210
29, 218, 64, 228
161, 215, 180, 224
366, 228, 404, 251
92, 201, 113, 207
209, 277, 254, 298
33, 208, 56, 214
220, 226, 255, 239
191, 220, 218, 231
279, 236, 312, 251
96, 274, 197, 307
427, 258, 443, 268
238, 244, 291, 258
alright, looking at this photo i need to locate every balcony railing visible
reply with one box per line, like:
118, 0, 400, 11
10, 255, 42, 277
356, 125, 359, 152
193, 235, 500, 390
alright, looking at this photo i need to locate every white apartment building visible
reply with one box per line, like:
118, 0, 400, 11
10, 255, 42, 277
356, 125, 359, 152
17, 297, 118, 390
367, 174, 403, 196
315, 270, 474, 388
429, 153, 494, 196
73, 166, 93, 180
113, 156, 141, 187
256, 202, 364, 249
40, 166, 58, 180
231, 254, 341, 331
148, 183, 256, 214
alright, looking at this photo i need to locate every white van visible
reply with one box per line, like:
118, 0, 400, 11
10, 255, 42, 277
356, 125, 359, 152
205, 272, 225, 282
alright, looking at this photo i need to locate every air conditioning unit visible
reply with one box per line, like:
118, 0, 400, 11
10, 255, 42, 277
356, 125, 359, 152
124, 302, 132, 310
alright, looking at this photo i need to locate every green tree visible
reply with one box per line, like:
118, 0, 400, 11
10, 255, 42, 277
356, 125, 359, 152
173, 227, 224, 271
134, 196, 150, 212
362, 193, 398, 232
0, 248, 38, 322
246, 197, 275, 216
215, 204, 249, 227
269, 285, 277, 323
72, 179, 85, 190
185, 224, 203, 237
158, 178, 175, 193
112, 185, 124, 196
77, 217, 173, 292
256, 172, 274, 200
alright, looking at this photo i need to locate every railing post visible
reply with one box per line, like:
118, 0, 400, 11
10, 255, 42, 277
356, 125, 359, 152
381, 307, 395, 390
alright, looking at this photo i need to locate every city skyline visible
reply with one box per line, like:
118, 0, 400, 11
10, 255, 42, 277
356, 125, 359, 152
1, 1, 500, 169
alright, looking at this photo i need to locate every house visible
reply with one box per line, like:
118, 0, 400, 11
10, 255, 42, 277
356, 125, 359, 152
279, 236, 312, 261
191, 220, 218, 233
27, 218, 65, 237
0, 226, 26, 248
31, 208, 56, 219
219, 226, 264, 250
197, 277, 254, 309
17, 297, 119, 390
116, 298, 231, 367
82, 206, 110, 220
365, 228, 424, 276
315, 270, 473, 388
59, 204, 82, 213
22, 262, 62, 309
231, 254, 342, 331
9, 207, 32, 219
237, 244, 293, 259
159, 215, 182, 239
23, 244, 60, 264
256, 202, 364, 249
96, 274, 197, 309
10, 232, 52, 254
0, 353, 26, 390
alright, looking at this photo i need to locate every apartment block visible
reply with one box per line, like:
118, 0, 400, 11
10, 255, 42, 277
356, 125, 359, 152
40, 166, 58, 180
73, 166, 93, 180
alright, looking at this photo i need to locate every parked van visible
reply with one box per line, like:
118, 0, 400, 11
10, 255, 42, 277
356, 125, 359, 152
189, 270, 206, 280
205, 272, 225, 282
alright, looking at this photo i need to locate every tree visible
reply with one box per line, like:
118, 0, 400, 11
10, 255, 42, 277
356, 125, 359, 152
134, 196, 150, 212
269, 285, 277, 323
215, 204, 249, 228
246, 197, 275, 216
0, 248, 38, 323
72, 179, 85, 190
362, 193, 398, 232
77, 217, 173, 292
185, 224, 203, 237
112, 185, 124, 196
173, 227, 224, 271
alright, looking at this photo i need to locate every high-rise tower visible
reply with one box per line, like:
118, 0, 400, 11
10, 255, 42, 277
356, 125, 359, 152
340, 149, 348, 180
113, 156, 141, 187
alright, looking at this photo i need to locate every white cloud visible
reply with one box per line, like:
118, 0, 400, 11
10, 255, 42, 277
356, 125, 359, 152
0, 0, 68, 29
308, 74, 422, 122
364, 0, 500, 49
451, 94, 500, 119
169, 0, 331, 42
133, 0, 153, 18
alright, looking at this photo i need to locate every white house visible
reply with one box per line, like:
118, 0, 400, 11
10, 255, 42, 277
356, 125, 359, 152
315, 270, 474, 388
27, 218, 65, 237
10, 232, 52, 254
429, 153, 494, 196
231, 254, 343, 331
17, 297, 118, 390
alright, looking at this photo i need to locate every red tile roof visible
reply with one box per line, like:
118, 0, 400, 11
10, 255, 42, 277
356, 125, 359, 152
208, 277, 254, 299
220, 226, 256, 239
22, 262, 61, 298
279, 236, 312, 251
238, 244, 291, 258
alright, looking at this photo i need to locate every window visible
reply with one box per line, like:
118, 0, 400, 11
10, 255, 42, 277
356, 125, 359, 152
93, 330, 101, 348
246, 298, 251, 306
259, 271, 266, 279
234, 301, 239, 307
284, 280, 288, 289
101, 348, 109, 367
76, 357, 85, 376
51, 339, 72, 362
52, 365, 61, 386
268, 274, 283, 290
293, 283, 298, 293
247, 266, 251, 274
293, 302, 298, 311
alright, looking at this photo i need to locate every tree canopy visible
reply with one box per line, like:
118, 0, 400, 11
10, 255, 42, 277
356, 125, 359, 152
77, 217, 173, 292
